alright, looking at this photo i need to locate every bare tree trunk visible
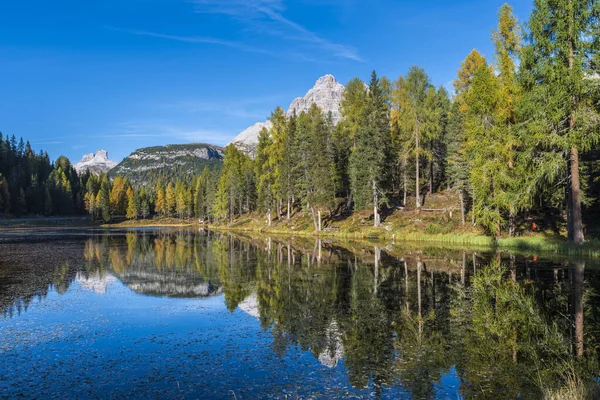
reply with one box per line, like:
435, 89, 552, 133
310, 205, 319, 232
509, 207, 515, 237
267, 209, 272, 227
415, 126, 421, 208
318, 209, 322, 232
278, 199, 282, 219
317, 239, 322, 264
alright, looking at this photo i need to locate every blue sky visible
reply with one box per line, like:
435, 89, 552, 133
0, 0, 533, 163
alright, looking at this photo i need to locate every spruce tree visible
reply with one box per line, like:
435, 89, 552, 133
98, 175, 111, 222
520, 0, 600, 244
305, 104, 336, 231
349, 71, 390, 227
267, 107, 288, 218
255, 127, 275, 226
392, 66, 432, 208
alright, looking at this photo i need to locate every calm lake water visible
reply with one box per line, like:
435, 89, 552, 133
1, 228, 599, 399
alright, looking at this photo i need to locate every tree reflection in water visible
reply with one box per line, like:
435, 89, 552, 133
1, 229, 599, 398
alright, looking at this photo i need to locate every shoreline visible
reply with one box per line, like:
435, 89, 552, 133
99, 217, 600, 258
2, 215, 598, 258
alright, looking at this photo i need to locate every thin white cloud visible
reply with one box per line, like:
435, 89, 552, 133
190, 0, 362, 61
125, 29, 274, 56
109, 121, 233, 145
159, 95, 284, 120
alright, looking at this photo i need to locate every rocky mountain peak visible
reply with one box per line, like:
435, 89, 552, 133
230, 74, 346, 154
315, 74, 338, 88
74, 149, 118, 175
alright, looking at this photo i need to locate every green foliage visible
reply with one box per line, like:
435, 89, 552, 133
213, 145, 255, 221
349, 71, 391, 226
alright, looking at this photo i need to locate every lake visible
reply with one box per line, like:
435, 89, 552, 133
1, 228, 598, 399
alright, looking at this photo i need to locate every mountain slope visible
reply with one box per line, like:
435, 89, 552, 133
110, 143, 224, 185
229, 74, 345, 155
74, 150, 117, 174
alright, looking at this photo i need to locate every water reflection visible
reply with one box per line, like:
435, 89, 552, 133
1, 229, 599, 398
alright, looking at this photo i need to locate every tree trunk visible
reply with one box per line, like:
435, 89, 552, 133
567, 4, 584, 245
373, 179, 380, 227
572, 262, 585, 358
318, 208, 322, 232
287, 196, 290, 220
415, 126, 421, 208
570, 147, 584, 244
471, 189, 475, 226
267, 209, 272, 227
429, 157, 433, 195
374, 247, 380, 295
310, 205, 319, 232
459, 190, 465, 225
509, 207, 515, 237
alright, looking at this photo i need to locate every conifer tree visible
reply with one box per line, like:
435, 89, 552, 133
126, 187, 137, 219
267, 107, 288, 218
446, 102, 470, 225
195, 167, 210, 220
392, 66, 432, 208
308, 105, 336, 231
349, 71, 390, 227
109, 176, 128, 216
520, 0, 600, 244
165, 183, 176, 218
256, 127, 275, 226
137, 187, 150, 219
98, 175, 111, 222
154, 182, 166, 218
43, 186, 52, 216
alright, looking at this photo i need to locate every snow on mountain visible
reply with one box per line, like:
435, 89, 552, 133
229, 74, 345, 155
73, 150, 118, 175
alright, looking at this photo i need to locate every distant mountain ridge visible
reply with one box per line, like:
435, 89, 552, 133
230, 74, 345, 155
73, 150, 117, 174
109, 143, 224, 185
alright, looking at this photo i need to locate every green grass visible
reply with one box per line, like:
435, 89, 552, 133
498, 236, 600, 258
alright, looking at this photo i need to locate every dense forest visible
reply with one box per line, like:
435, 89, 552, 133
0, 132, 88, 216
2, 1, 599, 244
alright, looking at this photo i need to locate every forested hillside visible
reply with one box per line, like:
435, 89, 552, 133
0, 133, 88, 217
109, 143, 224, 186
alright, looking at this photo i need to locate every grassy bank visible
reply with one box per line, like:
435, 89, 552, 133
98, 191, 600, 256
102, 213, 600, 258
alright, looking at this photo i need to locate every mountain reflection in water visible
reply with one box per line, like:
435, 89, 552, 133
0, 229, 599, 399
